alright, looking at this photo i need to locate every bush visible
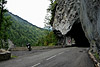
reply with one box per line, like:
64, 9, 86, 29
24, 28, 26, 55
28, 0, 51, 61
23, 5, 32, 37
36, 31, 58, 46
94, 52, 100, 60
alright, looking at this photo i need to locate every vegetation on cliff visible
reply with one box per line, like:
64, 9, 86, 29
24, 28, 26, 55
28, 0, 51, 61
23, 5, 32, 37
47, 0, 57, 26
39, 0, 58, 46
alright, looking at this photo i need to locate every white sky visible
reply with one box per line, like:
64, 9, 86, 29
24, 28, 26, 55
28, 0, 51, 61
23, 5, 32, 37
6, 0, 50, 28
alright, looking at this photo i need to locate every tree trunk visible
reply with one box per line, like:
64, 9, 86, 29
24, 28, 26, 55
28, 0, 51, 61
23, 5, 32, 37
0, 1, 3, 48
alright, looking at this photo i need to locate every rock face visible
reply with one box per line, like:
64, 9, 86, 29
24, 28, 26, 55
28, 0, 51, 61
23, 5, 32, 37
80, 0, 100, 50
52, 0, 100, 51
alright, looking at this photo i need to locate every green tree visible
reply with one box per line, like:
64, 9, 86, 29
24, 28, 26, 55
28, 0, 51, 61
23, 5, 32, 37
42, 0, 58, 46
0, 0, 12, 49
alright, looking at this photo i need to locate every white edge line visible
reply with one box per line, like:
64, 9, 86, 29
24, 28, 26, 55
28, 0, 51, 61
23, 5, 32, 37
46, 55, 57, 60
31, 63, 41, 67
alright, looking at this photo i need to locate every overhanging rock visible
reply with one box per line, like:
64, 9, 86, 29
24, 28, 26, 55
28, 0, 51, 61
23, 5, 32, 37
53, 0, 80, 35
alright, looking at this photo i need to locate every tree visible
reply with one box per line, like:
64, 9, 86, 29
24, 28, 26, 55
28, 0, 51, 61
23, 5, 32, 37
0, 0, 7, 28
47, 0, 57, 26
44, 0, 57, 30
36, 31, 58, 46
0, 0, 12, 49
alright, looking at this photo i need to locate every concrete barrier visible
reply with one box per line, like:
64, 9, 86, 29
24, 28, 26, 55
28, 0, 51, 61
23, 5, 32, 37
10, 46, 62, 51
0, 49, 11, 61
88, 49, 100, 67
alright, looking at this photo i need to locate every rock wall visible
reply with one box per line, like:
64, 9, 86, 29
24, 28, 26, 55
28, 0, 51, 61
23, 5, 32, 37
52, 0, 100, 51
80, 0, 100, 50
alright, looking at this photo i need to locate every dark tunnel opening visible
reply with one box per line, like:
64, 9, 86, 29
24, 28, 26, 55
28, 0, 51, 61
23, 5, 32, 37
66, 22, 90, 47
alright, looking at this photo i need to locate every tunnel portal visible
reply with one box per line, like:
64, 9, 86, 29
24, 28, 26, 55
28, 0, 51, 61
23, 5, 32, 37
67, 22, 90, 47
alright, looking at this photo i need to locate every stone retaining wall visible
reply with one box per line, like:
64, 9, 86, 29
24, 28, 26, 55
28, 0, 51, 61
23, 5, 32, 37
0, 50, 11, 61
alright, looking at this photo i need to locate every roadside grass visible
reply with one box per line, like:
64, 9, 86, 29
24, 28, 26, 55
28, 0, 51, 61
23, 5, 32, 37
11, 55, 17, 58
94, 52, 100, 60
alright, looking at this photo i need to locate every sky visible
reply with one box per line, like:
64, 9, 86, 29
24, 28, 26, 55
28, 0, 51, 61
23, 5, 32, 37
6, 0, 50, 28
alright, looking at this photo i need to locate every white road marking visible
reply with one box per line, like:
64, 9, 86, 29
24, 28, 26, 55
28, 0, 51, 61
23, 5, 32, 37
46, 55, 57, 60
58, 52, 64, 55
31, 63, 41, 67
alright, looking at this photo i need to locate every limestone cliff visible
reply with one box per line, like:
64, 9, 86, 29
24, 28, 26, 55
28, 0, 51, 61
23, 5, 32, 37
80, 0, 100, 50
52, 0, 100, 51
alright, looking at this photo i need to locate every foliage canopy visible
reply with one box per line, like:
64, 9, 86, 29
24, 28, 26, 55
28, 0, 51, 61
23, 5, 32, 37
0, 0, 12, 48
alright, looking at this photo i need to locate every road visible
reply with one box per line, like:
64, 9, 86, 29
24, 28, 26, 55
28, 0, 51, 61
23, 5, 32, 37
0, 47, 94, 67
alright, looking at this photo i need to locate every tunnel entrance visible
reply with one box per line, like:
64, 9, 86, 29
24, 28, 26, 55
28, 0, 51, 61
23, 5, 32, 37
66, 22, 90, 47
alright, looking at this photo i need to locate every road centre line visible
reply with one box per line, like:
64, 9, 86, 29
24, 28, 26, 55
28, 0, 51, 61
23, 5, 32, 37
46, 55, 57, 60
46, 52, 64, 60
31, 52, 64, 67
31, 63, 41, 67
58, 52, 64, 55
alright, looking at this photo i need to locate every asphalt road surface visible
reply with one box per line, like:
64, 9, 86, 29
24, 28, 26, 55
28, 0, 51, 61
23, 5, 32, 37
0, 47, 94, 67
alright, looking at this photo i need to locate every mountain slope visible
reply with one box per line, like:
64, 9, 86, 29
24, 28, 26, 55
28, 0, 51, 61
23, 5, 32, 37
7, 12, 49, 46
